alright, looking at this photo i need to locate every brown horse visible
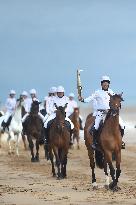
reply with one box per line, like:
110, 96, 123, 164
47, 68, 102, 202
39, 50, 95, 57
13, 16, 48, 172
69, 107, 80, 149
84, 94, 123, 191
24, 101, 44, 162
48, 103, 70, 179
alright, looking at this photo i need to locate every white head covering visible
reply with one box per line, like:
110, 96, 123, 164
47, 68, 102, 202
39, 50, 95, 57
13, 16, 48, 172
10, 90, 16, 95
101, 75, 110, 82
22, 91, 28, 96
49, 86, 57, 94
69, 93, 75, 98
29, 89, 36, 94
57, 86, 65, 92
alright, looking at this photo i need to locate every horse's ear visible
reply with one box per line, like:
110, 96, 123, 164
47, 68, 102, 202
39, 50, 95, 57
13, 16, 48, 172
108, 93, 112, 97
64, 103, 68, 109
54, 103, 58, 109
118, 92, 124, 101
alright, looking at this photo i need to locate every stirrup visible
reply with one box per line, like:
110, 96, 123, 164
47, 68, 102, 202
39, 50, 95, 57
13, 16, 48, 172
121, 141, 125, 149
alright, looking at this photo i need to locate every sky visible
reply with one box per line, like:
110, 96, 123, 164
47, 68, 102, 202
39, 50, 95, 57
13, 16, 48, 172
0, 0, 136, 106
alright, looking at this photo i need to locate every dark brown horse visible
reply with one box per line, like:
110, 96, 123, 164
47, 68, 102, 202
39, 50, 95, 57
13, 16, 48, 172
48, 103, 70, 179
24, 101, 44, 162
84, 94, 123, 191
69, 107, 80, 149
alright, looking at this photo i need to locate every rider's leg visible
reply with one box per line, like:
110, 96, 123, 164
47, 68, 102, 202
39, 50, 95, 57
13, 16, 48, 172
44, 114, 55, 159
22, 113, 29, 123
38, 112, 45, 122
65, 117, 74, 145
91, 111, 103, 149
79, 115, 84, 130
119, 116, 125, 149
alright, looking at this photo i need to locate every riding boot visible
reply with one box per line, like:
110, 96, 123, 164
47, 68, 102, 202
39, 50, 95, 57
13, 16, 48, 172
120, 128, 125, 149
89, 126, 98, 150
79, 118, 84, 130
70, 129, 73, 146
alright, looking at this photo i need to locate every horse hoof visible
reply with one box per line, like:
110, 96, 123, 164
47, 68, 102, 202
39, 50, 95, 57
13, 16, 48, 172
92, 186, 98, 190
104, 185, 109, 190
112, 186, 121, 192
31, 158, 36, 162
35, 157, 39, 162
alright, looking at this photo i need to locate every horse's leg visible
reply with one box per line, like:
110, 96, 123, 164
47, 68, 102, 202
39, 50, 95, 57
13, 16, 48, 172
49, 147, 56, 177
15, 134, 20, 156
88, 147, 98, 189
61, 151, 68, 178
27, 137, 35, 162
115, 150, 121, 190
104, 159, 110, 189
54, 148, 61, 179
22, 134, 27, 150
76, 131, 80, 149
35, 139, 40, 162
8, 131, 15, 154
105, 152, 116, 190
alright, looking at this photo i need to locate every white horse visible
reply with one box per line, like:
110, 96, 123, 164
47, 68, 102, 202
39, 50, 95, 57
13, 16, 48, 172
8, 98, 24, 156
0, 98, 24, 156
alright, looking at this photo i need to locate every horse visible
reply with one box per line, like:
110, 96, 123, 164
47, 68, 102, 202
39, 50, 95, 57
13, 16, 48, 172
6, 97, 24, 156
69, 107, 80, 149
48, 103, 70, 179
84, 94, 124, 191
24, 100, 44, 162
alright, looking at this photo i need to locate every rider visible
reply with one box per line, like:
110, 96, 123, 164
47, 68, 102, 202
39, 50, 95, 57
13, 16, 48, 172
22, 88, 45, 124
2, 90, 16, 131
66, 93, 84, 130
78, 75, 125, 149
43, 86, 57, 122
44, 86, 74, 145
21, 91, 31, 114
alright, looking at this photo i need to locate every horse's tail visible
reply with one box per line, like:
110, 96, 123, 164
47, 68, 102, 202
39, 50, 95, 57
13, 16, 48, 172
95, 150, 104, 169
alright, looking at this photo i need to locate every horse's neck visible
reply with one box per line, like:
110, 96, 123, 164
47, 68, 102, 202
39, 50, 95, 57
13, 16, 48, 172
12, 107, 22, 121
105, 114, 119, 132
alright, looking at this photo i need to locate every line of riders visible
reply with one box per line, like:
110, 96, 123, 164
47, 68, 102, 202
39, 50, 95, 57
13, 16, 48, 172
0, 75, 125, 150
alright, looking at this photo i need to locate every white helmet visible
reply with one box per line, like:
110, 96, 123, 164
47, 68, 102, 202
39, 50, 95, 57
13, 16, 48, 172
49, 86, 57, 94
57, 86, 65, 93
10, 90, 16, 95
101, 75, 110, 82
29, 89, 36, 94
22, 91, 28, 96
44, 96, 48, 101
69, 93, 75, 98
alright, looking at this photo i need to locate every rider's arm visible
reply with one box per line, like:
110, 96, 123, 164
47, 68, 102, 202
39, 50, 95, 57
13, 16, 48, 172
80, 93, 96, 103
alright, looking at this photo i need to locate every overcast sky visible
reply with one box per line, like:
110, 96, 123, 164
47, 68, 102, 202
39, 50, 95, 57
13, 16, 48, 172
0, 0, 136, 105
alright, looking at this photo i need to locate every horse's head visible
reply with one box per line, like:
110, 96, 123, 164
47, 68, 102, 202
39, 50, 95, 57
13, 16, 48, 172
109, 93, 124, 115
55, 103, 67, 120
16, 95, 24, 108
30, 100, 41, 114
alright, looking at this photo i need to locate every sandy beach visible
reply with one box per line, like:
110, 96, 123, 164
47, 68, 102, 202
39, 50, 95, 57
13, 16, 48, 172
0, 106, 136, 205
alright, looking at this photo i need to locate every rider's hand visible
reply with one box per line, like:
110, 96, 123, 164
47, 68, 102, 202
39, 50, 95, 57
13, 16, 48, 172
78, 96, 84, 102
